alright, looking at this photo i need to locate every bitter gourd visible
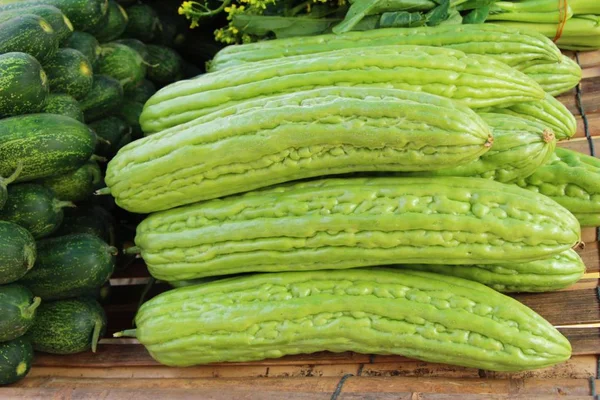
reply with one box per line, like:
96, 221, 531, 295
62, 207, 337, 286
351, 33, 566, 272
140, 45, 545, 134
484, 93, 577, 140
107, 87, 493, 213
208, 24, 561, 72
520, 55, 581, 97
515, 148, 600, 227
404, 113, 556, 183
119, 268, 572, 371
397, 249, 584, 293
133, 176, 581, 281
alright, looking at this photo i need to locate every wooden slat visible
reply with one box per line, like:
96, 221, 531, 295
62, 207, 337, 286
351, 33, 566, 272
557, 76, 600, 116
582, 228, 597, 244
512, 289, 600, 325
574, 114, 600, 139
565, 51, 600, 69
559, 328, 600, 356
578, 241, 600, 273
557, 136, 600, 155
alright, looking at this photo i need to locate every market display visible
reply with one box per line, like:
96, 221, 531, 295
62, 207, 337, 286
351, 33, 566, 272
0, 0, 598, 385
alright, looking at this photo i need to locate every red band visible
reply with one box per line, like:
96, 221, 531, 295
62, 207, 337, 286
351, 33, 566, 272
553, 0, 569, 43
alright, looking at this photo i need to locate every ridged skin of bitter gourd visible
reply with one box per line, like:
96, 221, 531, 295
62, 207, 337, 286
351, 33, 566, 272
208, 24, 562, 72
397, 249, 585, 293
520, 55, 582, 96
129, 268, 572, 370
485, 93, 577, 140
134, 176, 581, 282
106, 87, 494, 213
515, 148, 600, 227
139, 45, 545, 134
405, 113, 556, 183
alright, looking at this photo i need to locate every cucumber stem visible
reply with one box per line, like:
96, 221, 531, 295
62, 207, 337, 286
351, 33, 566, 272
124, 246, 141, 255
95, 187, 111, 196
24, 297, 41, 318
96, 137, 111, 146
54, 200, 76, 211
1, 162, 23, 185
114, 329, 137, 338
108, 246, 119, 256
91, 155, 108, 163
91, 319, 103, 353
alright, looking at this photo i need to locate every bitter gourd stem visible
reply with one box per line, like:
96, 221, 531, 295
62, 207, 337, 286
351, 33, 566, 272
113, 329, 137, 338
124, 246, 141, 255
94, 187, 111, 196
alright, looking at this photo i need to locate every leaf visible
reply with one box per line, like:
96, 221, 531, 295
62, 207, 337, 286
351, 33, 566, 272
425, 0, 449, 26
370, 0, 436, 13
379, 11, 427, 27
332, 0, 382, 33
455, 0, 496, 11
232, 14, 339, 38
438, 7, 463, 25
462, 5, 490, 24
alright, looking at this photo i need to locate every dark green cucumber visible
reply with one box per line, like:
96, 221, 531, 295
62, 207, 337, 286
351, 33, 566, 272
0, 114, 96, 182
20, 233, 116, 301
0, 165, 22, 210
0, 337, 33, 385
53, 205, 115, 244
0, 5, 72, 43
0, 221, 36, 285
43, 48, 93, 99
113, 38, 148, 62
37, 160, 102, 202
79, 74, 123, 122
146, 44, 182, 85
63, 31, 101, 65
0, 183, 74, 239
0, 0, 108, 32
124, 78, 155, 103
95, 43, 145, 91
88, 0, 127, 42
0, 284, 40, 342
27, 297, 106, 354
89, 116, 130, 157
117, 100, 143, 139
123, 3, 160, 42
84, 280, 111, 304
0, 14, 58, 64
42, 93, 84, 122
0, 52, 49, 117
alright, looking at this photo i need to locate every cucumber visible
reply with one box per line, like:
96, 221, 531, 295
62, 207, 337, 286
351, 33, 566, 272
0, 165, 22, 210
0, 52, 49, 117
0, 114, 96, 183
0, 284, 40, 342
0, 5, 72, 45
0, 0, 108, 32
0, 337, 33, 385
37, 160, 102, 202
27, 297, 106, 354
95, 43, 145, 91
113, 38, 148, 62
88, 116, 130, 157
0, 184, 74, 239
0, 14, 58, 64
43, 48, 93, 100
0, 221, 36, 285
63, 31, 101, 65
42, 93, 84, 122
117, 100, 143, 138
146, 44, 182, 85
79, 74, 123, 122
20, 233, 116, 301
124, 78, 155, 103
88, 0, 127, 42
123, 3, 160, 42
53, 205, 115, 244
85, 280, 111, 304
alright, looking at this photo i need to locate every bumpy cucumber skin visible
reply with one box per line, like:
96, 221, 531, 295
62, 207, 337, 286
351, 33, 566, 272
88, 0, 128, 43
43, 93, 84, 122
125, 78, 155, 103
108, 87, 494, 213
520, 55, 581, 96
0, 337, 33, 385
95, 43, 145, 91
43, 48, 93, 100
0, 52, 49, 117
63, 31, 101, 66
28, 297, 106, 354
145, 44, 182, 85
397, 249, 585, 293
89, 116, 130, 157
140, 45, 545, 134
405, 113, 556, 183
0, 14, 59, 64
209, 23, 562, 72
515, 147, 600, 227
134, 176, 581, 281
0, 221, 36, 285
115, 39, 149, 64
123, 3, 160, 42
79, 74, 123, 122
133, 268, 571, 371
0, 5, 73, 44
20, 233, 116, 301
37, 160, 101, 202
53, 205, 115, 244
0, 113, 96, 182
0, 284, 40, 342
0, 183, 70, 239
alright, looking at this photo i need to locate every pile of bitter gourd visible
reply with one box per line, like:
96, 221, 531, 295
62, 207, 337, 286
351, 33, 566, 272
106, 23, 595, 372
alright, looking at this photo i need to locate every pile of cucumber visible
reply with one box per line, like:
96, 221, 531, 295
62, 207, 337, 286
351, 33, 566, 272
0, 0, 199, 386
